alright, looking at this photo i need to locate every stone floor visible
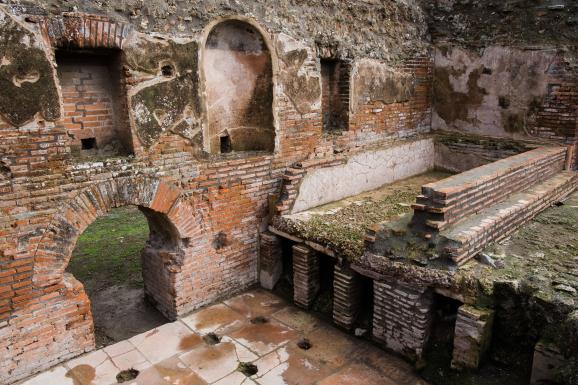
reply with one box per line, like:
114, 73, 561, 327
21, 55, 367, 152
17, 289, 428, 385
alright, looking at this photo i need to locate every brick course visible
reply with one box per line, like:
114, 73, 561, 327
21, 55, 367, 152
373, 279, 434, 360
292, 244, 320, 309
412, 146, 567, 232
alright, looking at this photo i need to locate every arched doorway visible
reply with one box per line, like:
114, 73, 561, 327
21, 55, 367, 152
203, 19, 275, 154
31, 177, 199, 349
66, 205, 178, 347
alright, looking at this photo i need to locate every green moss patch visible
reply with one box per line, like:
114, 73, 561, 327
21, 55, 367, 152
279, 171, 452, 261
66, 205, 149, 295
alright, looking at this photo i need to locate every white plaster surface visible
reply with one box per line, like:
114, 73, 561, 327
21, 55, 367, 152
291, 138, 435, 213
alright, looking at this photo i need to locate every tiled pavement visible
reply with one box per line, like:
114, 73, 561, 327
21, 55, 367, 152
17, 289, 428, 385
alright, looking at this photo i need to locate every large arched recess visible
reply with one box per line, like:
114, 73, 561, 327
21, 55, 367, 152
32, 176, 200, 321
202, 18, 276, 154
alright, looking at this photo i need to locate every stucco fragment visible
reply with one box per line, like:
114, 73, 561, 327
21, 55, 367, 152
0, 9, 60, 126
126, 37, 202, 148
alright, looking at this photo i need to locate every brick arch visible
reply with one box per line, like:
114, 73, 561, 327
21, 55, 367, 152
32, 176, 199, 318
39, 13, 132, 50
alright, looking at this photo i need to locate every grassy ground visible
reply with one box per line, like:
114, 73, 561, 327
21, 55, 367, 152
66, 205, 149, 296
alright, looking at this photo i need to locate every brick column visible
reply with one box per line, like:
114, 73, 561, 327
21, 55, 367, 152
292, 244, 320, 309
333, 263, 362, 330
451, 305, 494, 370
259, 231, 283, 290
373, 279, 434, 360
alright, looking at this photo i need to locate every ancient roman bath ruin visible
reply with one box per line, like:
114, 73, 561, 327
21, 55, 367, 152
0, 1, 577, 384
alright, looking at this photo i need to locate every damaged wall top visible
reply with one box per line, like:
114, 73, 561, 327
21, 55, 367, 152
422, 0, 578, 51
6, 0, 430, 63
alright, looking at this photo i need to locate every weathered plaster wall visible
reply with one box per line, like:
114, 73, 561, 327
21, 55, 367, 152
426, 0, 578, 165
351, 59, 415, 114
204, 20, 274, 153
0, 9, 60, 127
124, 36, 203, 151
291, 138, 435, 213
432, 46, 574, 139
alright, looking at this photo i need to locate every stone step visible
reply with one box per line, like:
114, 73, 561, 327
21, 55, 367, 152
439, 171, 578, 265
412, 146, 567, 232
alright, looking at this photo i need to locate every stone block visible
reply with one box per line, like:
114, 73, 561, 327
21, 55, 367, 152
530, 341, 566, 385
451, 305, 494, 370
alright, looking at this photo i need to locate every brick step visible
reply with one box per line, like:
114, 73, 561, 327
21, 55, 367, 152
412, 146, 567, 232
438, 171, 578, 265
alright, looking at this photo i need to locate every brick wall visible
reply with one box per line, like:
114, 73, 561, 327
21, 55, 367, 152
57, 52, 125, 154
373, 279, 434, 360
0, 10, 434, 384
530, 57, 578, 169
314, 55, 433, 156
529, 56, 578, 144
434, 132, 535, 173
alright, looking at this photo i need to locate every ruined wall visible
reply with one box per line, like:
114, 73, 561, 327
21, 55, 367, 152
10, 0, 429, 62
0, 2, 433, 383
425, 0, 578, 166
290, 138, 435, 214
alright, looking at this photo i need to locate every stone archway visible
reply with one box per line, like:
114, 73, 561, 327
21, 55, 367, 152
32, 176, 199, 320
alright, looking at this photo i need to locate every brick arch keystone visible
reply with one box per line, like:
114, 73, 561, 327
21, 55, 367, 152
32, 176, 199, 288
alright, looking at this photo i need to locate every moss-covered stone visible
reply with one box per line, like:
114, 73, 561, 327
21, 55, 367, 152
0, 10, 60, 126
126, 39, 202, 148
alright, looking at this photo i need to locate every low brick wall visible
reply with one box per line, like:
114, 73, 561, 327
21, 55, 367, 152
412, 146, 567, 232
373, 279, 434, 360
433, 132, 535, 173
440, 170, 578, 264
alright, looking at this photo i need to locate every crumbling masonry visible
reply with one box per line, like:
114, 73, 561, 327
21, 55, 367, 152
1, 1, 577, 384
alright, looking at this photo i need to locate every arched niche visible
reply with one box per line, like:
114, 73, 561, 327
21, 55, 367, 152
203, 20, 275, 154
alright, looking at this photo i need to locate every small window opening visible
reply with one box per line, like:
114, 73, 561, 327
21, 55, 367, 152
321, 59, 350, 132
161, 64, 174, 77
81, 137, 97, 150
220, 134, 232, 154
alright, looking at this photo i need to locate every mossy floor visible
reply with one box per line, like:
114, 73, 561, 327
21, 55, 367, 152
67, 205, 149, 296
484, 192, 578, 300
276, 170, 453, 261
